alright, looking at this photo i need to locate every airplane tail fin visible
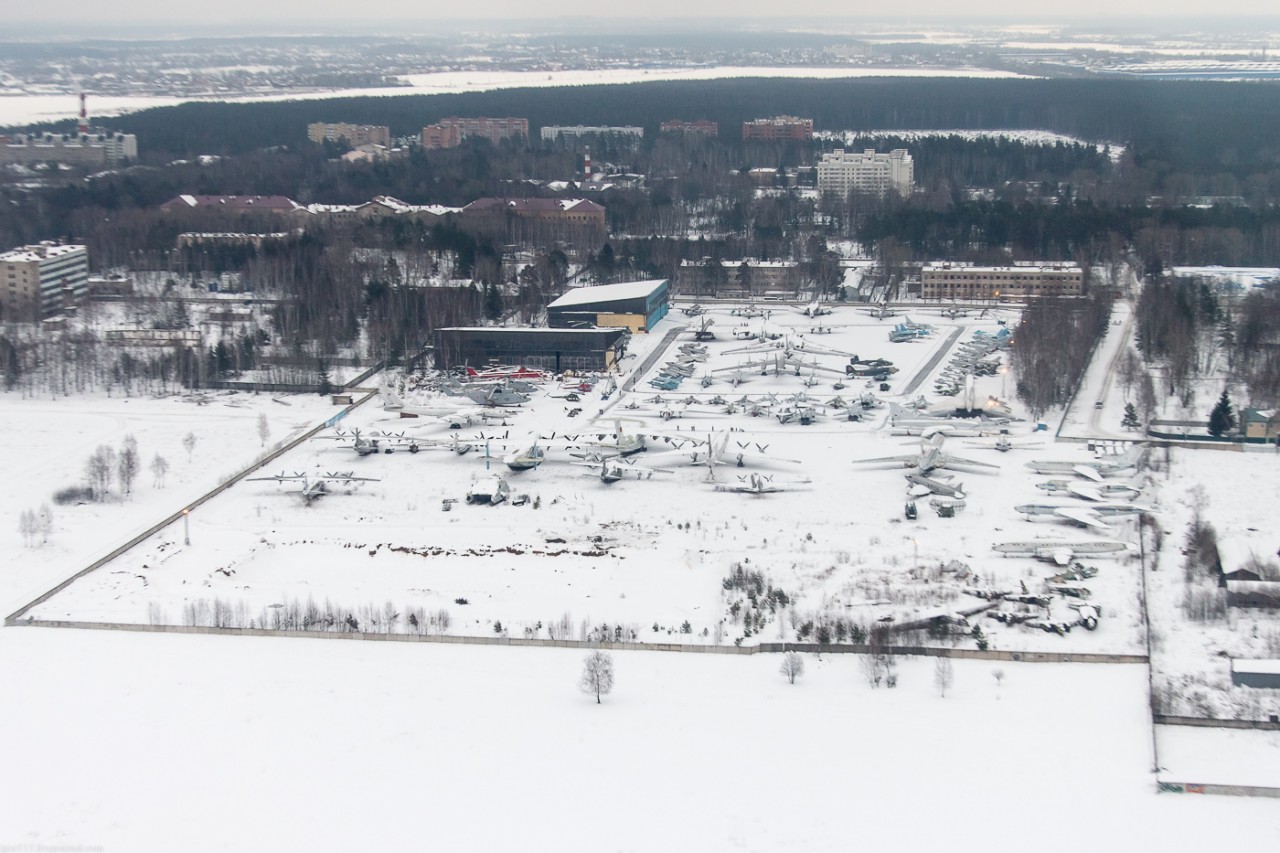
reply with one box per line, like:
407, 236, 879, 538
380, 386, 405, 410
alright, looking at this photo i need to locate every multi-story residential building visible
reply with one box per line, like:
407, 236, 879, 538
676, 259, 800, 298
0, 242, 89, 320
0, 131, 137, 167
742, 116, 813, 142
422, 117, 529, 149
540, 125, 644, 143
306, 123, 391, 148
920, 262, 1085, 301
817, 148, 914, 198
660, 119, 719, 136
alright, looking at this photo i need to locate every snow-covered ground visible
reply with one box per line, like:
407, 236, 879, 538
0, 66, 1034, 127
2, 628, 1277, 852
5, 300, 1280, 843
23, 304, 1153, 658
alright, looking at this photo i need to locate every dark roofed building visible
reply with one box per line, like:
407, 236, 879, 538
433, 327, 628, 373
160, 195, 303, 216
460, 197, 606, 245
546, 279, 669, 333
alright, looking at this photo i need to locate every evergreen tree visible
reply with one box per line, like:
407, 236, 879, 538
1207, 390, 1236, 437
1122, 402, 1141, 431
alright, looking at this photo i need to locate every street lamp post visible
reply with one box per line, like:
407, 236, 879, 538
183, 508, 190, 545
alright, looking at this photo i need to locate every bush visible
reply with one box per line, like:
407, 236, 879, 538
53, 485, 95, 505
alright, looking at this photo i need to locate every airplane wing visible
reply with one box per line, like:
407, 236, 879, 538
854, 454, 917, 466
1048, 548, 1074, 566
1072, 464, 1104, 482
941, 455, 1001, 471
1054, 507, 1111, 530
1067, 482, 1105, 502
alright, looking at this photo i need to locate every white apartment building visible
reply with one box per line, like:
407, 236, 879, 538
540, 125, 644, 142
816, 148, 914, 198
0, 242, 89, 320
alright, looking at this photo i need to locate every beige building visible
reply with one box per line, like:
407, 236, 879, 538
422, 117, 529, 149
307, 123, 391, 148
817, 149, 914, 198
920, 262, 1084, 301
1, 242, 89, 321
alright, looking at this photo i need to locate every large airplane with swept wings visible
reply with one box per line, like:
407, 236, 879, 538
854, 433, 999, 476
991, 538, 1134, 565
246, 471, 379, 504
1013, 501, 1154, 530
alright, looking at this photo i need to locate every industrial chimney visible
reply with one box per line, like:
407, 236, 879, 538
78, 93, 89, 135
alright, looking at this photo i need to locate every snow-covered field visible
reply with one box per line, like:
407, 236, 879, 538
5, 300, 1280, 845
0, 65, 1033, 127
2, 627, 1277, 852
24, 304, 1153, 658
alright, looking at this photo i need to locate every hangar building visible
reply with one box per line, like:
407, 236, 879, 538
546, 279, 669, 333
433, 327, 628, 373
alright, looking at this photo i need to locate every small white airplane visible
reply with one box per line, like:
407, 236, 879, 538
799, 299, 832, 318
246, 471, 379, 504
962, 435, 1044, 452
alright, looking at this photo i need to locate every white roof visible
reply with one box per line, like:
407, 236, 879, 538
547, 280, 667, 309
1232, 659, 1280, 675
0, 243, 86, 263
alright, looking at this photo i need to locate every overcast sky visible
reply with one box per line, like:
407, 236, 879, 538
6, 3, 1280, 28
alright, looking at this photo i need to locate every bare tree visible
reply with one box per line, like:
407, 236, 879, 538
579, 650, 615, 704
934, 656, 955, 698
118, 435, 140, 498
993, 668, 1006, 698
18, 509, 35, 548
183, 431, 197, 462
859, 653, 884, 688
151, 454, 169, 488
85, 445, 116, 501
257, 412, 271, 447
780, 651, 805, 685
36, 504, 52, 545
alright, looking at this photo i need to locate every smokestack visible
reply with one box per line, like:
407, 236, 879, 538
583, 145, 591, 182
78, 93, 89, 134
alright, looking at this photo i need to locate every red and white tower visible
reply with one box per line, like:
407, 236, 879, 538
582, 145, 592, 182
77, 93, 89, 135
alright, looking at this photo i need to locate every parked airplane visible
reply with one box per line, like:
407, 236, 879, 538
1014, 501, 1154, 529
800, 300, 832, 318
1036, 479, 1145, 502
905, 471, 967, 499
1025, 452, 1142, 482
246, 471, 379, 504
991, 538, 1134, 565
714, 472, 813, 495
962, 435, 1044, 452
573, 454, 674, 484
681, 303, 706, 316
854, 433, 999, 475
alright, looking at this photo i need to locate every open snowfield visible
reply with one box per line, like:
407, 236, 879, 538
0, 65, 1033, 127
5, 300, 1280, 845
1, 390, 339, 618
25, 303, 1152, 657
2, 628, 1277, 853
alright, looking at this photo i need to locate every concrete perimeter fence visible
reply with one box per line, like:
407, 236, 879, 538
1158, 781, 1280, 798
1155, 714, 1280, 732
1, 618, 1148, 665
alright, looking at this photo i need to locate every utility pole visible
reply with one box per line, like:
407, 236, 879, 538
183, 508, 191, 545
